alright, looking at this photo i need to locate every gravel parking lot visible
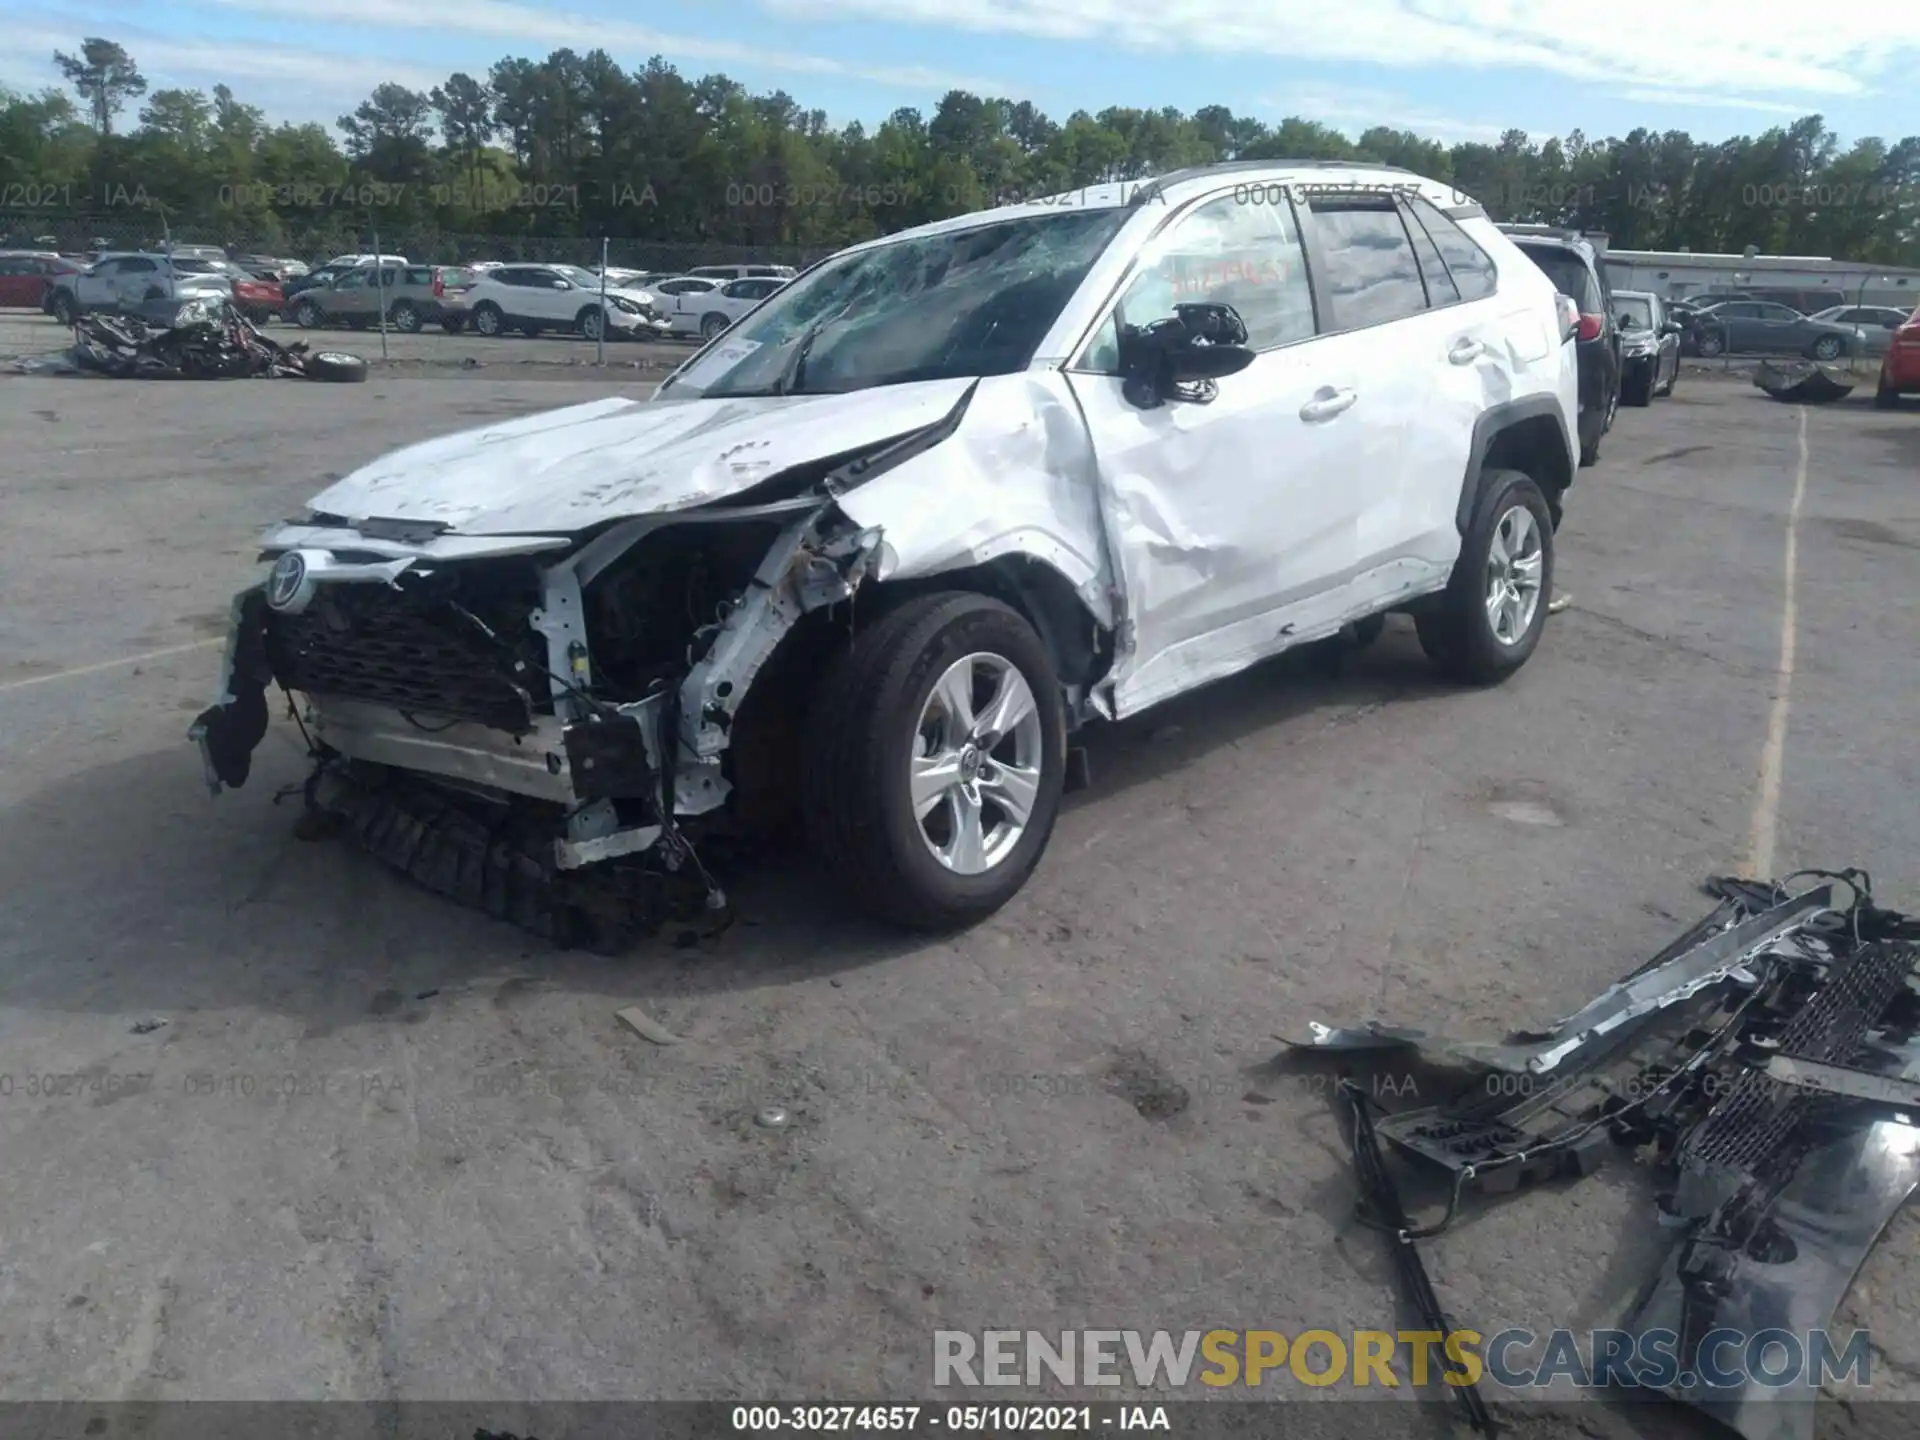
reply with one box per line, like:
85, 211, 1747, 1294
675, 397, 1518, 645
2, 355, 1919, 1431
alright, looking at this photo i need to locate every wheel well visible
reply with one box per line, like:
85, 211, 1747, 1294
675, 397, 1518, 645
720, 557, 1112, 834
1480, 414, 1573, 527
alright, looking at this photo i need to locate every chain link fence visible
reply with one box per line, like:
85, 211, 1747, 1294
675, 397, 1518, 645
0, 212, 829, 272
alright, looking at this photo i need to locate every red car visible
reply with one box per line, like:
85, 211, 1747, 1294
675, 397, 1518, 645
0, 251, 80, 308
179, 259, 286, 322
1875, 306, 1920, 408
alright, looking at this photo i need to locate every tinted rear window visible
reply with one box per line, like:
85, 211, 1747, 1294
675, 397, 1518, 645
1516, 244, 1597, 310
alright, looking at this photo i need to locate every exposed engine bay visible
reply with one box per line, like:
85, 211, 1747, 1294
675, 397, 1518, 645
189, 487, 888, 949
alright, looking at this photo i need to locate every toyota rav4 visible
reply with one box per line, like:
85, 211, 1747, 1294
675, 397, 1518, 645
192, 162, 1581, 936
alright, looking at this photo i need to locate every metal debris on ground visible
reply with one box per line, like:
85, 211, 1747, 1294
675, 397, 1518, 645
616, 1004, 682, 1046
1286, 868, 1920, 1440
15, 296, 368, 382
128, 1018, 166, 1035
1753, 358, 1856, 404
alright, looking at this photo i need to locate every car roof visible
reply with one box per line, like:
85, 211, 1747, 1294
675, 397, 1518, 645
1612, 288, 1657, 300
836, 160, 1479, 256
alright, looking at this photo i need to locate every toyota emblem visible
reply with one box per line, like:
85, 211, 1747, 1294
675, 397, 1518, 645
266, 551, 308, 611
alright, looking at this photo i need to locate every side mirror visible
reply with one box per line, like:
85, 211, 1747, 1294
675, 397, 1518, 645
1663, 321, 1683, 336
1119, 303, 1256, 405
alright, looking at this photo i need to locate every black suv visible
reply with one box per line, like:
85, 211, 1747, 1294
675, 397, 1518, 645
1503, 228, 1621, 466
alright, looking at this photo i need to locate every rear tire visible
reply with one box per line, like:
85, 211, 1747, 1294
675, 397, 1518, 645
1698, 331, 1725, 358
389, 301, 420, 333
441, 317, 466, 334
700, 312, 730, 340
1415, 469, 1555, 686
293, 299, 321, 329
802, 592, 1067, 931
51, 291, 77, 325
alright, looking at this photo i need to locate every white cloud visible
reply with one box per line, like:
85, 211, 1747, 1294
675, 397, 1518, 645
1619, 89, 1815, 117
759, 0, 1918, 103
210, 0, 1010, 95
1264, 87, 1521, 145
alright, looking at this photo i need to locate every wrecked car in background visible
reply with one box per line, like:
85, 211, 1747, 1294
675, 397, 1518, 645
192, 160, 1580, 938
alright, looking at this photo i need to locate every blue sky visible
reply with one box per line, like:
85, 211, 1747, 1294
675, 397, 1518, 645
8, 0, 1917, 148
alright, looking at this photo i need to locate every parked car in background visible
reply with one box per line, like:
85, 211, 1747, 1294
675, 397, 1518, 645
1690, 300, 1861, 360
650, 275, 724, 335
193, 162, 1582, 930
324, 252, 407, 269
460, 263, 672, 339
1505, 228, 1620, 465
1810, 305, 1910, 358
674, 276, 790, 340
1875, 307, 1920, 408
188, 259, 285, 322
1613, 289, 1681, 404
292, 264, 468, 332
0, 251, 81, 308
45, 252, 230, 324
432, 267, 482, 331
685, 263, 798, 282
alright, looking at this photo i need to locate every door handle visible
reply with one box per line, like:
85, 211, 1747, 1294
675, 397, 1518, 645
1449, 338, 1485, 365
1299, 387, 1356, 422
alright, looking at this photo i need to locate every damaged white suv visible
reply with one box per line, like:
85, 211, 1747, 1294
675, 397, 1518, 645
193, 162, 1580, 935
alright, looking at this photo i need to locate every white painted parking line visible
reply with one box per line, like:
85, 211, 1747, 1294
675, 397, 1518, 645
0, 637, 223, 695
1743, 405, 1809, 880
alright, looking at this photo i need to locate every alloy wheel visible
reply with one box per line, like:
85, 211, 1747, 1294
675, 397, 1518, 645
909, 652, 1045, 876
1484, 505, 1544, 646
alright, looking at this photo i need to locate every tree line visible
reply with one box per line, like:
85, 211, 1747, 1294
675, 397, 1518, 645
3, 36, 1917, 270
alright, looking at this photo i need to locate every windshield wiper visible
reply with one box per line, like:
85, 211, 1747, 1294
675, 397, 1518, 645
773, 316, 831, 397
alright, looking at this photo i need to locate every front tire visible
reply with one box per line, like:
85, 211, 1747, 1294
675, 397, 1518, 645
1415, 470, 1554, 686
1698, 331, 1725, 358
51, 291, 77, 325
1810, 335, 1844, 361
1625, 365, 1654, 406
802, 592, 1067, 931
1878, 376, 1901, 409
471, 302, 504, 337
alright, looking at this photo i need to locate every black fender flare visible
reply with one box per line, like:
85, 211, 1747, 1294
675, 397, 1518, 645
1455, 395, 1575, 535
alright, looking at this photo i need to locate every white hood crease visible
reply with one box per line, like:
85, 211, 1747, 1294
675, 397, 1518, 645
303, 378, 979, 536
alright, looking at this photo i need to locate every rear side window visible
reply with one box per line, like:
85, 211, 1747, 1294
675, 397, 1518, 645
1308, 197, 1429, 330
1409, 199, 1498, 302
404, 267, 432, 285
1402, 208, 1458, 306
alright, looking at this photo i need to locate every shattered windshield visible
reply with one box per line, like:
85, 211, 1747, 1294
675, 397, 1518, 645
678, 207, 1131, 399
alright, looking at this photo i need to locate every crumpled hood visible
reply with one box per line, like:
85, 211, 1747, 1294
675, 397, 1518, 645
304, 377, 977, 535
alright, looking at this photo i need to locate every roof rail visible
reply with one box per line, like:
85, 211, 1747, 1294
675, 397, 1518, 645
1139, 157, 1423, 195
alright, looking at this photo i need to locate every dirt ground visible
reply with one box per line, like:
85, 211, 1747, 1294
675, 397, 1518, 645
2, 354, 1919, 1435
